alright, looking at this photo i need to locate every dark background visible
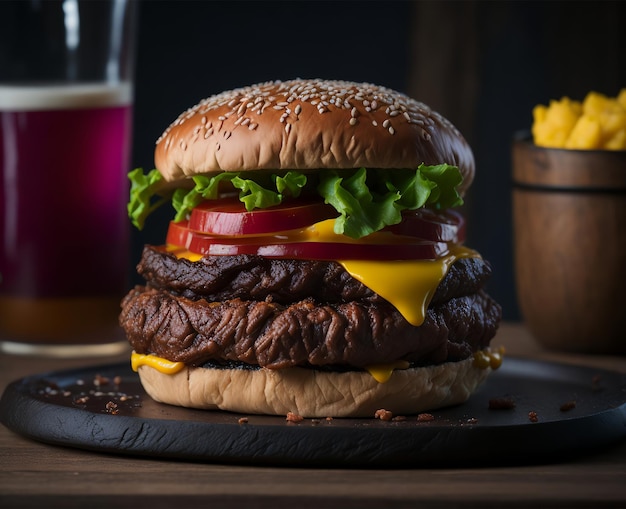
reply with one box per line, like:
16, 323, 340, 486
130, 0, 626, 321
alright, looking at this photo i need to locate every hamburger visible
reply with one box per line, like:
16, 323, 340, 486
120, 79, 502, 418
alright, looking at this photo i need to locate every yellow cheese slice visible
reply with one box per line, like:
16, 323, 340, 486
131, 352, 185, 374
341, 245, 476, 326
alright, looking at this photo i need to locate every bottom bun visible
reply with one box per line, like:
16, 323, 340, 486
137, 358, 491, 418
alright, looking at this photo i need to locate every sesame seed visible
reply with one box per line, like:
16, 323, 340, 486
285, 123, 292, 134
388, 126, 395, 135
248, 122, 258, 130
349, 117, 358, 126
159, 79, 438, 148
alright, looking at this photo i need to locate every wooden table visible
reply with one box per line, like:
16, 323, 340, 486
1, 322, 625, 508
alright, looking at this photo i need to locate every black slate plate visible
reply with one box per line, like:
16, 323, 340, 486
1, 358, 625, 467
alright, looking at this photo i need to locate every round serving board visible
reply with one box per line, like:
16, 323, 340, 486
1, 358, 625, 467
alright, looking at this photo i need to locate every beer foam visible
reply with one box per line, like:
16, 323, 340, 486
0, 82, 133, 110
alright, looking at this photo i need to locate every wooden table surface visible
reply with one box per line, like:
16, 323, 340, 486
1, 322, 625, 508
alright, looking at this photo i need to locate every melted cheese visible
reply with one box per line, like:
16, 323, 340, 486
131, 352, 185, 374
304, 220, 479, 325
131, 350, 503, 384
341, 246, 476, 326
165, 245, 203, 262
365, 361, 411, 383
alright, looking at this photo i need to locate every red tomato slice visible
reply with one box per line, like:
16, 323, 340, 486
384, 209, 466, 243
166, 221, 449, 261
189, 197, 338, 235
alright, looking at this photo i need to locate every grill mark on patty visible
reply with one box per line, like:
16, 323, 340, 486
121, 246, 501, 369
120, 287, 501, 369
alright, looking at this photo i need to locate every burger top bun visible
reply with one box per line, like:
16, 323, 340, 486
154, 79, 475, 194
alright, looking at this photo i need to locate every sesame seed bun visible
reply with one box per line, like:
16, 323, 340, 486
135, 357, 491, 418
154, 79, 475, 194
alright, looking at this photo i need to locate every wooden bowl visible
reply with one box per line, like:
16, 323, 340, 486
512, 135, 626, 354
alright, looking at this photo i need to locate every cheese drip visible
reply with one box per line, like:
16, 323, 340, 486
131, 352, 185, 374
341, 245, 477, 326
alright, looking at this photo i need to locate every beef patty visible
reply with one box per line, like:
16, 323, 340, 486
120, 246, 501, 370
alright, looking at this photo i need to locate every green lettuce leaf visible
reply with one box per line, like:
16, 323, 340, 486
127, 168, 169, 230
127, 164, 463, 238
317, 164, 464, 238
128, 169, 310, 229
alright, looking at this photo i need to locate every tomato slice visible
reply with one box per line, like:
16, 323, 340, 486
189, 197, 338, 235
166, 221, 449, 261
384, 209, 466, 243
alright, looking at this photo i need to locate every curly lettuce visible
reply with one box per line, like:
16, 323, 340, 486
317, 164, 463, 238
127, 164, 463, 239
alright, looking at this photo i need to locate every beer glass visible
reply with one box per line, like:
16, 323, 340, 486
0, 0, 137, 356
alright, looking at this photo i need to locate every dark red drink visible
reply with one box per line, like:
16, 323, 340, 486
0, 84, 132, 347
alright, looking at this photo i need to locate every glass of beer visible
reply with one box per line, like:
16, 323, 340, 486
0, 0, 137, 356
